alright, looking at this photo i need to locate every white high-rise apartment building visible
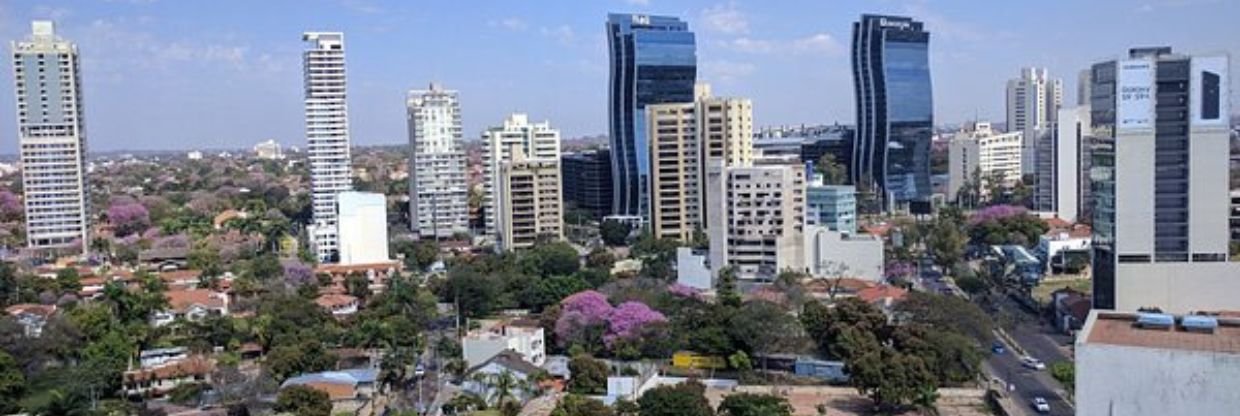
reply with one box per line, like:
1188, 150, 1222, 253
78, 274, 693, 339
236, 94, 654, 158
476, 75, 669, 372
1034, 106, 1090, 222
482, 114, 560, 242
646, 85, 753, 241
1006, 67, 1062, 176
706, 156, 806, 281
11, 21, 88, 253
302, 32, 353, 263
407, 83, 469, 239
947, 121, 1023, 202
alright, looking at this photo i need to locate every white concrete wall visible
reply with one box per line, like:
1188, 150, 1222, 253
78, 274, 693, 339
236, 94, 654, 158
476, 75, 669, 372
1188, 127, 1230, 256
1115, 262, 1240, 313
337, 192, 390, 265
676, 247, 712, 290
1078, 342, 1240, 416
805, 226, 884, 282
1114, 130, 1156, 255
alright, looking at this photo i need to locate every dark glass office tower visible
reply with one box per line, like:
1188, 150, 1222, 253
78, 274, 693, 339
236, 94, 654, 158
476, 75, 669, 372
562, 149, 614, 220
851, 14, 932, 209
606, 14, 696, 220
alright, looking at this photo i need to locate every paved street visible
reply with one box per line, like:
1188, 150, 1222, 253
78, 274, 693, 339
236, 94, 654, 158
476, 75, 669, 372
984, 293, 1075, 416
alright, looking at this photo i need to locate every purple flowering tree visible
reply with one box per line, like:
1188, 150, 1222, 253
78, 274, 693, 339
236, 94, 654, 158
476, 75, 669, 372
605, 301, 666, 345
282, 260, 314, 288
108, 202, 151, 237
153, 234, 190, 250
666, 283, 703, 299
969, 204, 1027, 225
0, 190, 21, 222
555, 290, 613, 345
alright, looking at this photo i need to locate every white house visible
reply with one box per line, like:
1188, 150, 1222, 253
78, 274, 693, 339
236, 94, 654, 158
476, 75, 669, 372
316, 294, 360, 317
152, 289, 229, 327
463, 318, 546, 368
463, 350, 544, 406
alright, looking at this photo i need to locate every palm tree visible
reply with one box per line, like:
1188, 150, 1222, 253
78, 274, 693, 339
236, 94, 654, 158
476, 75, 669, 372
471, 369, 535, 409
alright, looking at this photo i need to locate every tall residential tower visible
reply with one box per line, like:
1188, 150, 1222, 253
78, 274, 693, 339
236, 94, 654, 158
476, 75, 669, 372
606, 13, 697, 222
482, 114, 562, 249
851, 14, 933, 211
12, 21, 89, 253
407, 84, 469, 240
1006, 67, 1063, 175
303, 32, 353, 263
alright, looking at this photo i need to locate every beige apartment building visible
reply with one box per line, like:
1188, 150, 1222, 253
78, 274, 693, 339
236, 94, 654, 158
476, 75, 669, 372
646, 84, 753, 241
497, 149, 563, 250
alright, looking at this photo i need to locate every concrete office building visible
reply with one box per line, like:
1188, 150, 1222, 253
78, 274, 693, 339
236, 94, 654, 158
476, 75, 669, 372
806, 177, 857, 234
302, 32, 353, 263
561, 149, 612, 220
11, 21, 89, 253
646, 87, 753, 241
497, 149, 563, 251
483, 114, 560, 242
947, 121, 1023, 202
606, 13, 696, 222
1090, 48, 1239, 313
1034, 106, 1090, 222
1006, 67, 1063, 175
407, 84, 469, 240
1076, 311, 1240, 416
852, 14, 933, 210
706, 157, 806, 281
336, 192, 389, 266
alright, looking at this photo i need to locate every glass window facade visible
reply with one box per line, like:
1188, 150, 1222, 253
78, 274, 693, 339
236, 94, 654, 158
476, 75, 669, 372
606, 14, 696, 219
851, 14, 933, 208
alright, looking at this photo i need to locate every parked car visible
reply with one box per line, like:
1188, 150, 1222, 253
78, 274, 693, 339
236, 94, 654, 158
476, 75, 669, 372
991, 341, 1006, 355
1021, 356, 1046, 370
1032, 397, 1051, 413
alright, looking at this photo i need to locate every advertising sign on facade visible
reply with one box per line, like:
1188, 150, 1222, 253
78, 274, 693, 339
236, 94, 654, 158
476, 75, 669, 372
1116, 59, 1154, 129
1191, 56, 1229, 127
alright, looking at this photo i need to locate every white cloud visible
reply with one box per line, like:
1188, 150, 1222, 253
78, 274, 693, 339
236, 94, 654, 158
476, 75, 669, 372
700, 2, 749, 34
81, 18, 270, 79
624, 0, 651, 5
32, 5, 72, 20
726, 37, 774, 53
338, 0, 382, 14
721, 33, 843, 57
490, 17, 529, 31
702, 60, 756, 83
792, 33, 843, 55
540, 25, 576, 46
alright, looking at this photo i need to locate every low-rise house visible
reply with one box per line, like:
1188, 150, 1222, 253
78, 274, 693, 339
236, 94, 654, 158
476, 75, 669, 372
463, 318, 546, 367
159, 269, 203, 289
856, 285, 908, 313
139, 247, 190, 271
804, 277, 878, 301
463, 350, 544, 405
122, 354, 214, 398
281, 368, 379, 414
139, 347, 190, 368
1038, 224, 1091, 273
804, 226, 885, 282
5, 303, 56, 337
315, 261, 402, 294
316, 293, 360, 317
153, 289, 228, 327
1051, 288, 1092, 334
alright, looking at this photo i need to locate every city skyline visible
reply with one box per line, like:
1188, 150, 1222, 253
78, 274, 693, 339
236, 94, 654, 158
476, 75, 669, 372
0, 0, 1237, 152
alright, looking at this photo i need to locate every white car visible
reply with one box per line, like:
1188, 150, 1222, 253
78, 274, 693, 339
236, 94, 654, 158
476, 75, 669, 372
1021, 356, 1046, 370
1032, 397, 1050, 413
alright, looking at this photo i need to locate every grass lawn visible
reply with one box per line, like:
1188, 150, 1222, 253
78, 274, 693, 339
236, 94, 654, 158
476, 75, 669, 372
1032, 275, 1091, 304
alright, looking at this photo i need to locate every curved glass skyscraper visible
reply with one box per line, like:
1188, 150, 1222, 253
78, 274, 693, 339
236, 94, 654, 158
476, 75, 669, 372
606, 13, 696, 220
851, 14, 933, 209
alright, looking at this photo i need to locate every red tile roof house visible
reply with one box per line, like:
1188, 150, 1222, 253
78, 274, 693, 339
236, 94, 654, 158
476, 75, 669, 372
5, 303, 56, 337
315, 293, 360, 317
152, 289, 229, 327
122, 355, 215, 398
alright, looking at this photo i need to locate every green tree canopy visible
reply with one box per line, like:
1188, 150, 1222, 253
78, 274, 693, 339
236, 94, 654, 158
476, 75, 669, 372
275, 385, 332, 416
638, 380, 715, 416
717, 393, 793, 416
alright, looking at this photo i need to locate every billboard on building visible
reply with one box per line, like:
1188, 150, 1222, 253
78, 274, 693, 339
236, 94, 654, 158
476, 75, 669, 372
1116, 59, 1154, 130
1191, 55, 1230, 127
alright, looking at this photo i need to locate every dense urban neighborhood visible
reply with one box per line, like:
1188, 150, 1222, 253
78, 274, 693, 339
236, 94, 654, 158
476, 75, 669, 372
2, 2, 1240, 416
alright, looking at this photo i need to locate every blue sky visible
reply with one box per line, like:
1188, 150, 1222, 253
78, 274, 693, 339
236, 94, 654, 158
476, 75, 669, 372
0, 0, 1237, 152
